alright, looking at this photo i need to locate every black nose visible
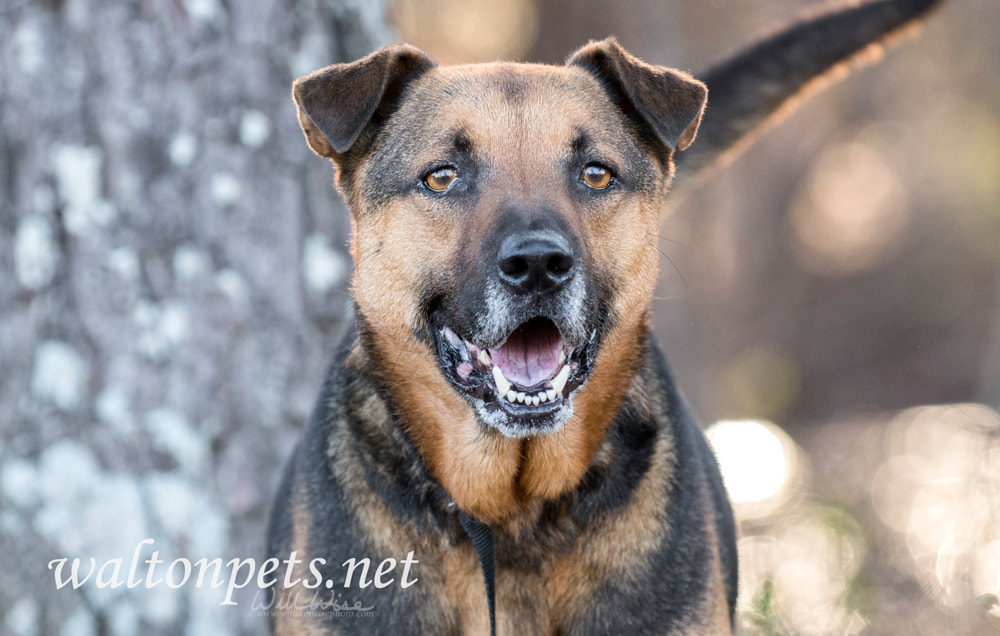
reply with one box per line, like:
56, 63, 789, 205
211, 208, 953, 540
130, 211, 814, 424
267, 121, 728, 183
497, 231, 575, 294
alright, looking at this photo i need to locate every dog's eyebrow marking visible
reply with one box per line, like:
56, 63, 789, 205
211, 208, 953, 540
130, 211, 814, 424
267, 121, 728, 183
571, 129, 591, 155
452, 129, 473, 154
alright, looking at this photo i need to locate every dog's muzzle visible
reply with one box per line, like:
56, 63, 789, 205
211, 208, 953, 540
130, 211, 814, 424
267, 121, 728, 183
430, 229, 599, 437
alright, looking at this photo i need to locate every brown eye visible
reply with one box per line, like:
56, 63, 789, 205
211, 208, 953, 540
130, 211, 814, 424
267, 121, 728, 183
424, 166, 457, 192
582, 163, 612, 189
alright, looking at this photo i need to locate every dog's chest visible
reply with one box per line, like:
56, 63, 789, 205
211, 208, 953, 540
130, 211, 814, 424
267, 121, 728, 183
434, 542, 579, 635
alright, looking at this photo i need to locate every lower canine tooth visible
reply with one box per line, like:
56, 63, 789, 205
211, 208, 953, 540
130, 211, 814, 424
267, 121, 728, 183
506, 390, 517, 402
443, 328, 462, 348
478, 350, 491, 366
551, 365, 570, 394
493, 366, 511, 396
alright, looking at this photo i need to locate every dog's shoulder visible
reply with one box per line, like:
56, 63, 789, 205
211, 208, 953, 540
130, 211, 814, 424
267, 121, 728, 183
558, 338, 738, 633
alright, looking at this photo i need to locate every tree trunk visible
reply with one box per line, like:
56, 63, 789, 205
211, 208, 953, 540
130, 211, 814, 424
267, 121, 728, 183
0, 1, 389, 633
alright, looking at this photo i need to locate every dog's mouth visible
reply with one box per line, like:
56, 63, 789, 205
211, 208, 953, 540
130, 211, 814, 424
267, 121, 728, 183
433, 316, 596, 430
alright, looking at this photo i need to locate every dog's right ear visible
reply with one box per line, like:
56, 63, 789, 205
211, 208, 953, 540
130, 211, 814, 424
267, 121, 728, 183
292, 44, 436, 158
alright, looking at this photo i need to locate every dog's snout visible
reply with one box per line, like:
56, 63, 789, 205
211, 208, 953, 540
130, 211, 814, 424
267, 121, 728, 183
497, 232, 575, 294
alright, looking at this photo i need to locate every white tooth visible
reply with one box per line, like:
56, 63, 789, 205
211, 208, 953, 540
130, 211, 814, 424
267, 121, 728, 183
559, 350, 566, 365
531, 396, 540, 406
516, 392, 526, 403
493, 366, 511, 396
478, 350, 491, 366
546, 389, 557, 401
551, 365, 570, 394
506, 390, 517, 402
443, 327, 462, 348
538, 392, 548, 403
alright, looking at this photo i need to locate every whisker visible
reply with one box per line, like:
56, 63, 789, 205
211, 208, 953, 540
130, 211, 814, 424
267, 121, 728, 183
646, 232, 691, 251
656, 247, 688, 292
390, 331, 419, 376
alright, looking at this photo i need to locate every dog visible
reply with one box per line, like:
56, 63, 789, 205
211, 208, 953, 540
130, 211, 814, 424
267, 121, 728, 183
267, 1, 941, 633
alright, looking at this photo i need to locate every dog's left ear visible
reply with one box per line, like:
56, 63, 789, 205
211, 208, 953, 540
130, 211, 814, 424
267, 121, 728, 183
568, 38, 707, 152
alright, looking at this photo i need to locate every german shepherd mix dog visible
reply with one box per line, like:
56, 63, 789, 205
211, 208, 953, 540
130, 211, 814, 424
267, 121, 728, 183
268, 1, 941, 633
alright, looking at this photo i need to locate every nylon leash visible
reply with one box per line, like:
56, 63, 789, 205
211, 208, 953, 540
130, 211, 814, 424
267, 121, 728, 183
458, 509, 497, 636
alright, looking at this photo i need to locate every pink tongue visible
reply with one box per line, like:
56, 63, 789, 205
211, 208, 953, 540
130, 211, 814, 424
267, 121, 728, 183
490, 319, 563, 388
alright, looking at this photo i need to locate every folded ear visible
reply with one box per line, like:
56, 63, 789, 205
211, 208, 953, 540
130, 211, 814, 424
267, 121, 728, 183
567, 38, 707, 152
292, 44, 436, 158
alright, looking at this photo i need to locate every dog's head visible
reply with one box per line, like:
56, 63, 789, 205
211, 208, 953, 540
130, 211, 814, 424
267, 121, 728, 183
293, 40, 704, 441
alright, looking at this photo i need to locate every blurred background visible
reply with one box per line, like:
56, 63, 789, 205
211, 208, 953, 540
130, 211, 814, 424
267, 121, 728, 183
1, 0, 998, 634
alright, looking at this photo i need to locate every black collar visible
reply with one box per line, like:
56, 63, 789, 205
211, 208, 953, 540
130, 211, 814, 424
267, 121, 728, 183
458, 509, 496, 636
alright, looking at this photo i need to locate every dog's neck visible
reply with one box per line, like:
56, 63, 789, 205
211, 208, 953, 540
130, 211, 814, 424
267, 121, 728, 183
334, 313, 658, 528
